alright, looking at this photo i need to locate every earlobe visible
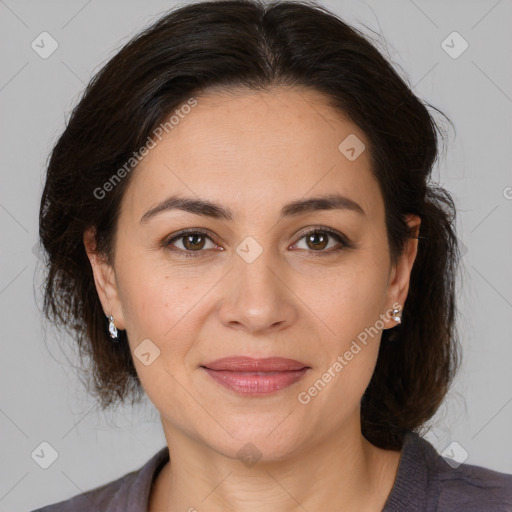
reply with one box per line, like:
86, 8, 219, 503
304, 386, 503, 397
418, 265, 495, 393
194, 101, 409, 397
83, 227, 125, 330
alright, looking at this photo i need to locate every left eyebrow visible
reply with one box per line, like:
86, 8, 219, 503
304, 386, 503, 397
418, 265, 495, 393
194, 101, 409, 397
140, 193, 365, 224
280, 194, 365, 218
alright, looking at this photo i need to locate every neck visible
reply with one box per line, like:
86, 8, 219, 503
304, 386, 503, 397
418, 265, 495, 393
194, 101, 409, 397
149, 419, 402, 512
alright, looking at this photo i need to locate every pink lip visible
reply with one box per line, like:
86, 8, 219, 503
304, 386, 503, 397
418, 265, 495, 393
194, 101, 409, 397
201, 356, 310, 395
202, 356, 309, 372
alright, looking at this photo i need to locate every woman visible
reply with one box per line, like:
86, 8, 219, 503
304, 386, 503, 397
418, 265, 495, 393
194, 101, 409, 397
32, 0, 512, 510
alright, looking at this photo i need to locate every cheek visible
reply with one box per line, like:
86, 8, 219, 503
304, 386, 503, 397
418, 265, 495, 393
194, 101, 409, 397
299, 252, 389, 401
310, 257, 389, 335
116, 267, 195, 408
118, 280, 166, 340
115, 249, 181, 347
116, 258, 213, 378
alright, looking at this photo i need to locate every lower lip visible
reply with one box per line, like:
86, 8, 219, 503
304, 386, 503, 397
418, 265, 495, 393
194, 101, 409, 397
201, 367, 309, 395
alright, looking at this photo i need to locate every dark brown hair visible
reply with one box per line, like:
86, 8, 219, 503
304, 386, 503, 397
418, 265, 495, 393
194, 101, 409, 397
39, 0, 461, 449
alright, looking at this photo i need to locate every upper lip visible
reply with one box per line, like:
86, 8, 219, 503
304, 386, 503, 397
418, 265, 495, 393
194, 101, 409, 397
202, 356, 309, 372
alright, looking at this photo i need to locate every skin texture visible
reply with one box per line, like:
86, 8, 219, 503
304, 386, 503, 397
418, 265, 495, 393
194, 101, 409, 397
84, 86, 420, 512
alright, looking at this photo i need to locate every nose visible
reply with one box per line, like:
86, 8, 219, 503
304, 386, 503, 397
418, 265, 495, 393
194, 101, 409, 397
217, 246, 297, 335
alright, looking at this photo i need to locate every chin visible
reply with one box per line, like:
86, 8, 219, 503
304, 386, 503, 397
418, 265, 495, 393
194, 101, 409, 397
203, 422, 306, 464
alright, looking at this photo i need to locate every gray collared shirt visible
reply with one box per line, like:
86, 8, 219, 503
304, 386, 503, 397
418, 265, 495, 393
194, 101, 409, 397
31, 431, 512, 511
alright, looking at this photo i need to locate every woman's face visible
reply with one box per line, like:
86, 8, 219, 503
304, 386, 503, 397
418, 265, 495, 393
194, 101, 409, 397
87, 86, 419, 460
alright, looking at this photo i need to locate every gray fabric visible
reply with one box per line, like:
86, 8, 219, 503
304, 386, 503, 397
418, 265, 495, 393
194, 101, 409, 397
31, 431, 512, 511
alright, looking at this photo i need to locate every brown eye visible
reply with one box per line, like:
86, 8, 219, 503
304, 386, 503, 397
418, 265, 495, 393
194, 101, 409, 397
292, 228, 350, 254
305, 231, 329, 250
165, 229, 219, 256
181, 233, 207, 251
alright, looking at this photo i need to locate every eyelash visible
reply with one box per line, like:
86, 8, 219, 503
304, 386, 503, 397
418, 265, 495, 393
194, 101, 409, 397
163, 227, 351, 259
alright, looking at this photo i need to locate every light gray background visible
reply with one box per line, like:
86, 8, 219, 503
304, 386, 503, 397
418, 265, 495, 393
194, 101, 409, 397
1, 0, 511, 510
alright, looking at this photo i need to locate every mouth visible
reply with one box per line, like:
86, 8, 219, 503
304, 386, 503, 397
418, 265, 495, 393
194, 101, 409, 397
200, 356, 311, 395
202, 356, 309, 372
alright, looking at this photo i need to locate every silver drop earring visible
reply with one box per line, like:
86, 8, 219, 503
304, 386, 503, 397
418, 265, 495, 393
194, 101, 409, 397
108, 315, 118, 340
392, 307, 402, 324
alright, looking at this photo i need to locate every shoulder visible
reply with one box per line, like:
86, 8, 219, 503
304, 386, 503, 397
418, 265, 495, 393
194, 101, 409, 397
384, 431, 512, 511
30, 446, 169, 512
29, 473, 130, 512
434, 454, 512, 510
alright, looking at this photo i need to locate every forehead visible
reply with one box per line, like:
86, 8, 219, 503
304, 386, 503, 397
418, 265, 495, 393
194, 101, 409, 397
120, 86, 383, 224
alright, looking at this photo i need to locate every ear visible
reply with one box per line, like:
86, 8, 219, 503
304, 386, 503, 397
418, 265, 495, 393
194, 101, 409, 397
83, 227, 125, 331
383, 214, 421, 328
